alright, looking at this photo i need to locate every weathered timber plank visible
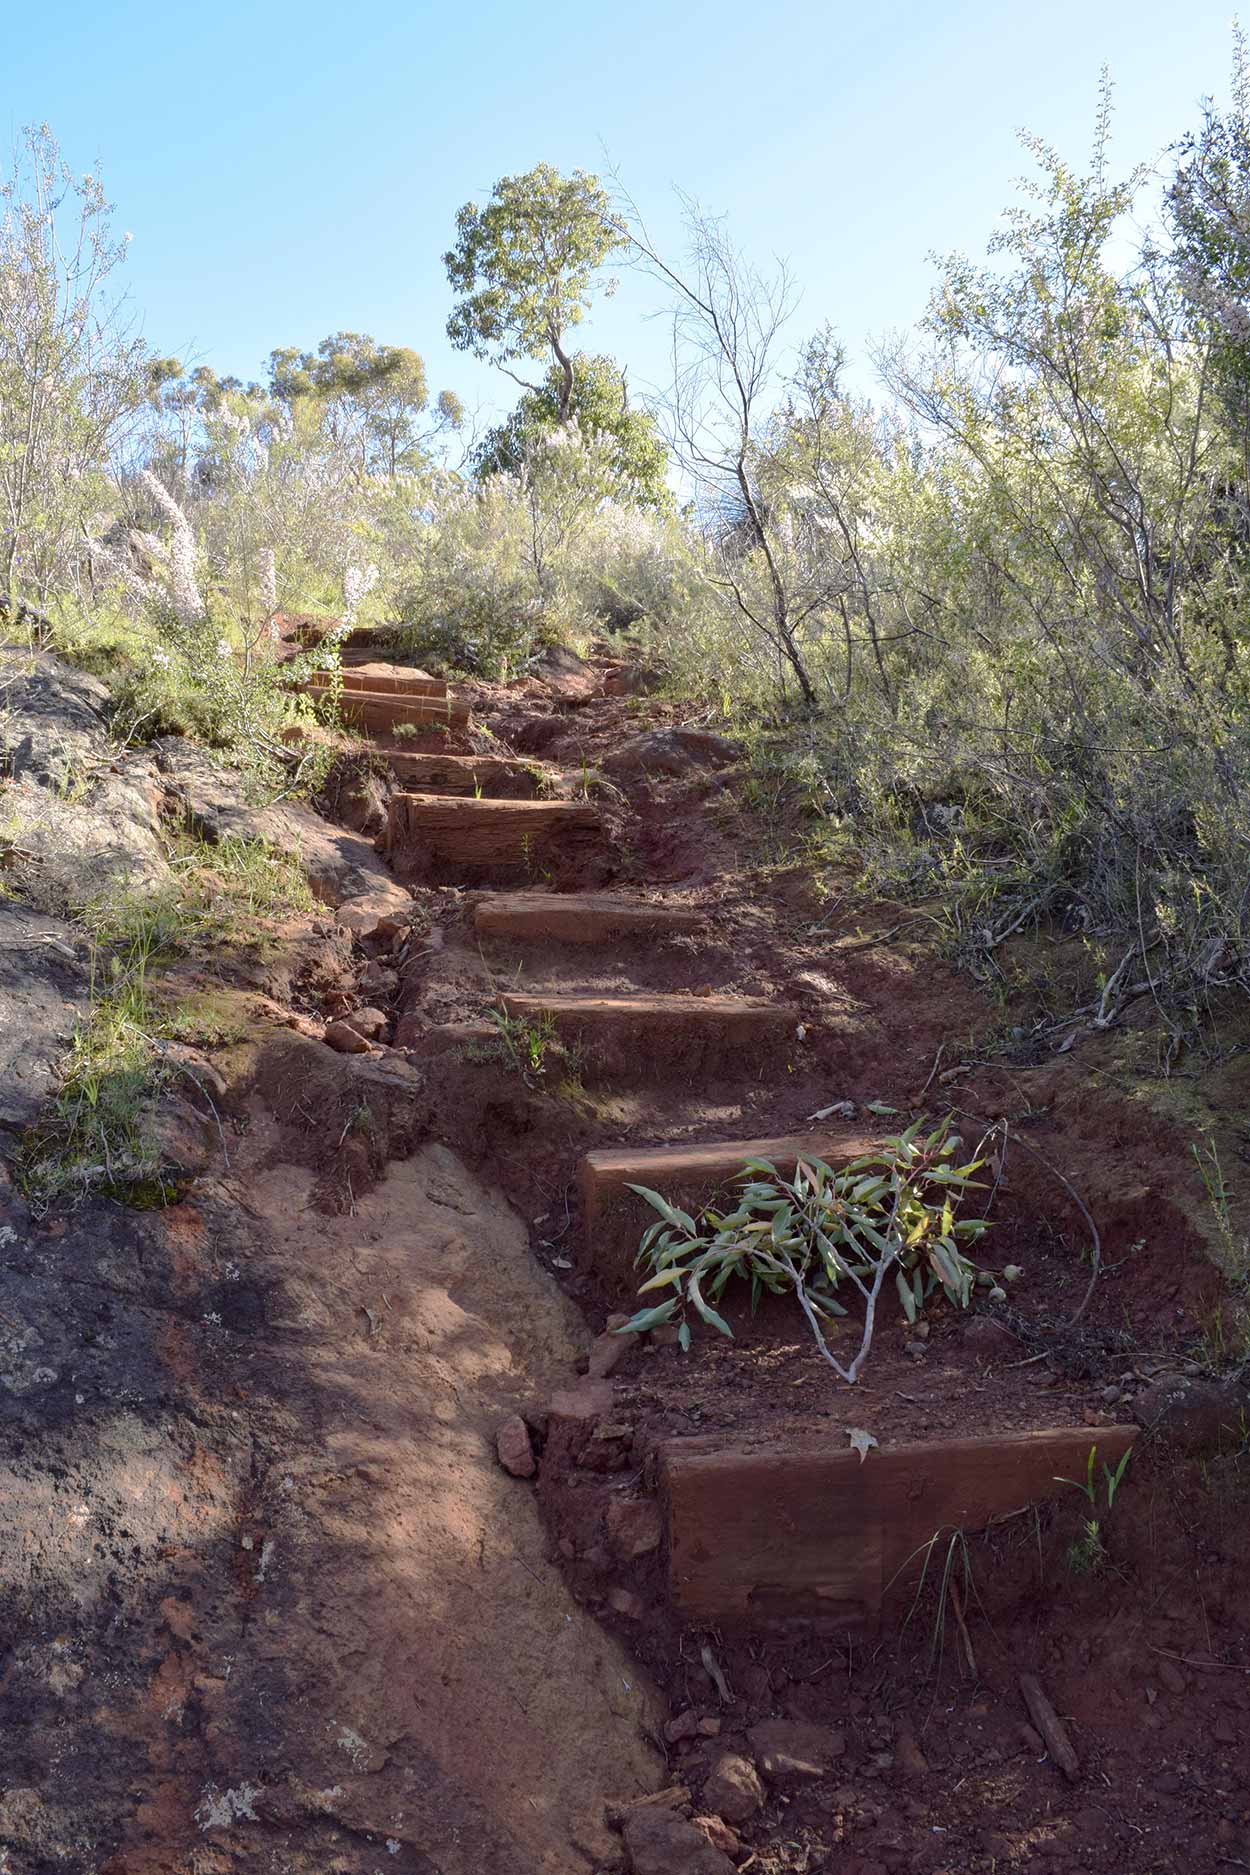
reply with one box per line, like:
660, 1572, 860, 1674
475, 892, 706, 944
662, 1424, 1138, 1628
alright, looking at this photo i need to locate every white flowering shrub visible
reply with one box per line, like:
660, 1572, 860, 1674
89, 473, 340, 783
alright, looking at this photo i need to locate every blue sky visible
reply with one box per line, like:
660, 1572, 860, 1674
3, 1, 1242, 438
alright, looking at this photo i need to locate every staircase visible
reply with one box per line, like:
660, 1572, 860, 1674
315, 651, 1139, 1637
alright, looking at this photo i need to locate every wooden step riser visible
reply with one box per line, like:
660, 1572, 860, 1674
387, 754, 544, 799
579, 1129, 867, 1290
501, 994, 799, 1089
662, 1425, 1137, 1630
304, 690, 469, 733
475, 893, 706, 944
302, 669, 447, 700
386, 794, 601, 881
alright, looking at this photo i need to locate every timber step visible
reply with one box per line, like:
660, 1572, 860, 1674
498, 992, 799, 1086
386, 752, 546, 798
318, 663, 447, 699
386, 793, 601, 878
475, 891, 707, 944
662, 1424, 1137, 1629
308, 690, 471, 736
579, 1128, 867, 1287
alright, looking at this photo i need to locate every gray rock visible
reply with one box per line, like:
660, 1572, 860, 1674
0, 650, 111, 792
0, 902, 88, 1143
602, 727, 741, 782
154, 736, 403, 908
1, 651, 169, 911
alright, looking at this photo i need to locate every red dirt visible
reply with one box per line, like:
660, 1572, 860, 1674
9, 644, 1249, 1875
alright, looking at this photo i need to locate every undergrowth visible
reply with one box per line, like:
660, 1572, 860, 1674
17, 836, 311, 1210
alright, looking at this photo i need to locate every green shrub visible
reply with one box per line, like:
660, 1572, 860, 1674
619, 1118, 992, 1384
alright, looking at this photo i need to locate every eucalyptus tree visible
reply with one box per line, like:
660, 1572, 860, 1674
444, 164, 627, 423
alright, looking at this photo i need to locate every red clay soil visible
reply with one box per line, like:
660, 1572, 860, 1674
5, 643, 1247, 1875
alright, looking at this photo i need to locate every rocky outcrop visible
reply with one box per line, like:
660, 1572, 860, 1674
154, 736, 409, 908
0, 903, 88, 1147
0, 649, 168, 911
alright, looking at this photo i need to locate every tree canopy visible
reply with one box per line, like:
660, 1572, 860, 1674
443, 164, 627, 422
474, 353, 671, 508
266, 332, 463, 475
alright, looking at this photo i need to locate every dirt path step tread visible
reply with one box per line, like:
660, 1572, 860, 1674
475, 891, 707, 942
504, 990, 790, 1021
499, 991, 799, 1090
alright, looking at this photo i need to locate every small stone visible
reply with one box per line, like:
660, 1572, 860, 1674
589, 1332, 628, 1379
606, 1496, 663, 1560
607, 1586, 645, 1621
621, 1805, 735, 1875
692, 1815, 739, 1857
697, 1717, 721, 1737
748, 1718, 846, 1784
606, 1312, 631, 1332
344, 1005, 388, 1040
664, 1710, 700, 1744
651, 1325, 681, 1347
495, 1414, 536, 1478
323, 1019, 371, 1054
702, 1752, 764, 1824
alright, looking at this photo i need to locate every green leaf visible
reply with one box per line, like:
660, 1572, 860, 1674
637, 1267, 685, 1293
616, 1298, 679, 1334
897, 1270, 918, 1322
689, 1271, 734, 1338
678, 1320, 692, 1352
626, 1183, 698, 1234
